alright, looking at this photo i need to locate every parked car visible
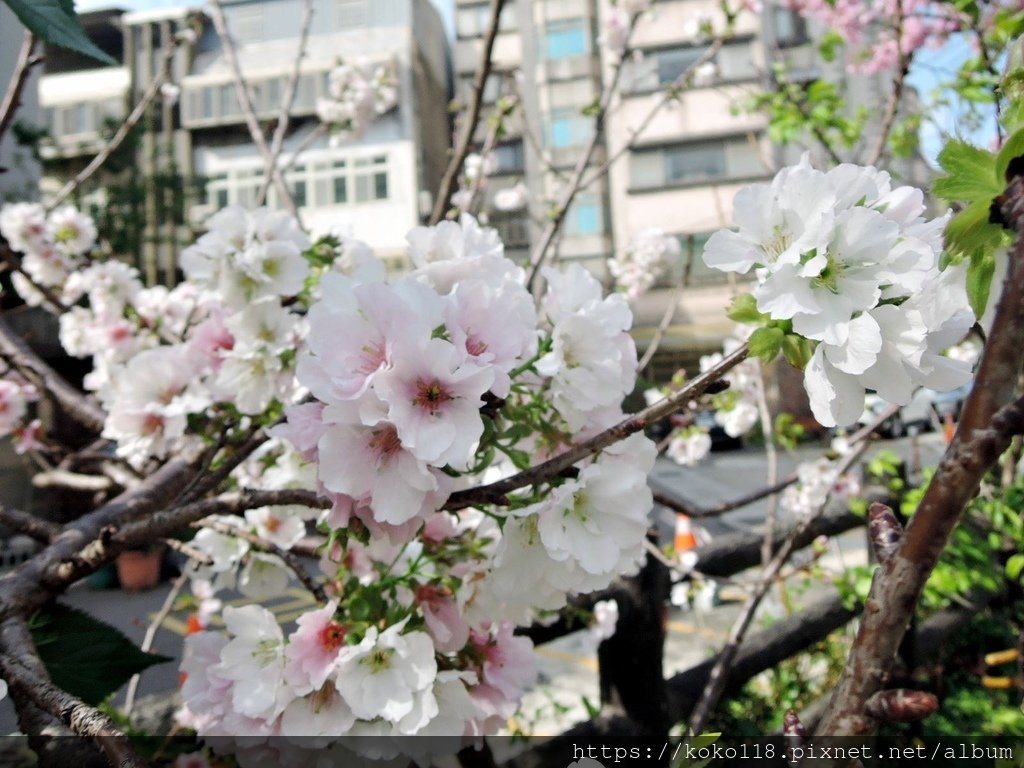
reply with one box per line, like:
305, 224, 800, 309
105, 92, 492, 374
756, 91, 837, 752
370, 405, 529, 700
858, 383, 973, 437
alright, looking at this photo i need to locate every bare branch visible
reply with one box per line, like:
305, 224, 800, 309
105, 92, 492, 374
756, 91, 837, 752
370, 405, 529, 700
0, 504, 57, 543
445, 343, 747, 510
865, 9, 911, 166
0, 316, 105, 434
32, 469, 112, 492
0, 32, 39, 149
46, 33, 187, 211
430, 0, 507, 224
0, 617, 147, 767
207, 0, 296, 216
256, 0, 315, 205
816, 172, 1024, 737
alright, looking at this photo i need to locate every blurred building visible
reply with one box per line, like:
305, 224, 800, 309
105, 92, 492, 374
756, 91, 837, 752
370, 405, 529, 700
454, 0, 925, 380
0, 4, 41, 205
36, 0, 451, 283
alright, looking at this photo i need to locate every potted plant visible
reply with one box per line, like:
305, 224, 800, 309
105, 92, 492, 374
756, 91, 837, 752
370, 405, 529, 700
116, 544, 164, 591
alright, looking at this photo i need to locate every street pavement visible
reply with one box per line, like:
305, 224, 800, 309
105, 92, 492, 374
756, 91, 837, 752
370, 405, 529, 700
0, 430, 950, 737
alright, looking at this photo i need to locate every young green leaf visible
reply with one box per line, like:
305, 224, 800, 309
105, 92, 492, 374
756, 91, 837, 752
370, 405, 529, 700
748, 326, 784, 362
966, 250, 997, 318
932, 139, 1000, 202
726, 293, 766, 324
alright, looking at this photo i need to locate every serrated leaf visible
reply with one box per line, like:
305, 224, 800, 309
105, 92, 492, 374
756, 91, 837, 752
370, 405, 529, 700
933, 139, 1000, 202
3, 0, 118, 65
748, 326, 784, 362
967, 250, 997, 317
29, 603, 171, 705
996, 126, 1024, 181
943, 198, 1007, 258
726, 293, 766, 324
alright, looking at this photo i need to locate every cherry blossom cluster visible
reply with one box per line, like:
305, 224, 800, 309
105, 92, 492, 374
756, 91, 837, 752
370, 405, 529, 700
608, 228, 681, 300
175, 215, 656, 749
315, 58, 399, 143
703, 156, 974, 428
601, 0, 652, 58
781, 0, 960, 74
781, 455, 861, 518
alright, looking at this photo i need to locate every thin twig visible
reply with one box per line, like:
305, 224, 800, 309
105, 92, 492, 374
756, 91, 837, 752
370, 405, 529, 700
207, 0, 296, 216
430, 0, 507, 224
0, 32, 39, 148
256, 0, 314, 205
687, 442, 867, 735
123, 569, 190, 716
46, 34, 185, 211
445, 343, 748, 510
524, 15, 640, 291
756, 360, 780, 567
197, 518, 327, 603
865, 7, 910, 166
638, 236, 696, 373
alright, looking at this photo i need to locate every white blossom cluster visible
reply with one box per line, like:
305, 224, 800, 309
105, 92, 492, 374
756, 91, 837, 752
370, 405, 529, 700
175, 215, 656, 746
608, 228, 681, 300
315, 58, 399, 143
601, 0, 653, 58
703, 156, 974, 427
781, 457, 861, 518
700, 330, 761, 439
0, 202, 94, 304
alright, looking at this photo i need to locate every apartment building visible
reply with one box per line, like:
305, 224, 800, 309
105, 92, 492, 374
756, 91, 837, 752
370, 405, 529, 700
36, 0, 451, 283
454, 0, 916, 379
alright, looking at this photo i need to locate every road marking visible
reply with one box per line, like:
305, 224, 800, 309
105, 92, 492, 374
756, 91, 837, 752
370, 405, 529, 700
148, 587, 319, 637
535, 646, 599, 671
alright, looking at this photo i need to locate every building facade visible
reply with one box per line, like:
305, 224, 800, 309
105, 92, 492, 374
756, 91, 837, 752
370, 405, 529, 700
453, 0, 920, 379
36, 0, 451, 283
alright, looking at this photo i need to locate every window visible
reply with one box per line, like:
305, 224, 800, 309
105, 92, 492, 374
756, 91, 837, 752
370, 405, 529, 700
565, 194, 603, 237
773, 8, 808, 47
492, 141, 524, 174
544, 20, 589, 60
630, 136, 763, 189
491, 215, 530, 248
353, 155, 388, 202
625, 42, 757, 92
652, 233, 730, 288
336, 0, 368, 29
546, 108, 591, 148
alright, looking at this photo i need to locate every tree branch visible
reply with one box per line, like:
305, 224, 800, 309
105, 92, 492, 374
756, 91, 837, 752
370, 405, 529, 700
429, 0, 507, 224
206, 0, 296, 216
256, 0, 314, 206
0, 616, 147, 767
0, 32, 39, 149
816, 171, 1024, 737
46, 33, 186, 211
865, 8, 910, 167
444, 343, 748, 510
0, 504, 58, 543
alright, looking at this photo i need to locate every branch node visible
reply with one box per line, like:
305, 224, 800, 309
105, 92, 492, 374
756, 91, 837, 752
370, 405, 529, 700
864, 689, 939, 722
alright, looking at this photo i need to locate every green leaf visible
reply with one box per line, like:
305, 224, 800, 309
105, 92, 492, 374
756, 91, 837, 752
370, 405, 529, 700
748, 326, 784, 362
781, 334, 813, 369
966, 250, 997, 317
996, 126, 1024, 181
943, 198, 1007, 259
726, 293, 766, 324
3, 0, 118, 65
29, 603, 171, 705
933, 139, 1000, 202
1007, 554, 1024, 581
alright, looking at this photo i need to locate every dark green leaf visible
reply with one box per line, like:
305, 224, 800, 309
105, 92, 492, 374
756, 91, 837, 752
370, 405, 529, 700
748, 326, 784, 362
4, 0, 118, 65
966, 250, 997, 318
30, 603, 171, 705
932, 139, 1000, 202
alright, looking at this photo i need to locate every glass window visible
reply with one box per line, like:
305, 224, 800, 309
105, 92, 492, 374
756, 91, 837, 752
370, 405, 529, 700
492, 141, 524, 174
373, 172, 388, 200
333, 176, 348, 203
544, 20, 589, 60
565, 194, 602, 236
219, 85, 235, 118
773, 8, 808, 47
630, 137, 763, 189
546, 109, 590, 148
664, 143, 726, 184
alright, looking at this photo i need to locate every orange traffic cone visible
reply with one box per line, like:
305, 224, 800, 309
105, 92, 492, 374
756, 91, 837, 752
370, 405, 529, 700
943, 413, 956, 444
674, 513, 697, 553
